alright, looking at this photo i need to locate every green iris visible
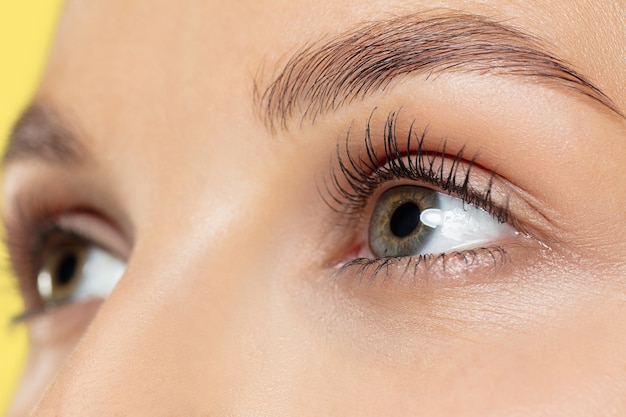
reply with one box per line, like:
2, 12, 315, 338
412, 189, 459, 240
369, 185, 439, 257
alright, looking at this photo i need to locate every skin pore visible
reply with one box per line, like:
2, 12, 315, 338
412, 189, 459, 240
3, 0, 626, 415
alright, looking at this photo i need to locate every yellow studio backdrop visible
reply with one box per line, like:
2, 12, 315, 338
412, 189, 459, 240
0, 2, 64, 413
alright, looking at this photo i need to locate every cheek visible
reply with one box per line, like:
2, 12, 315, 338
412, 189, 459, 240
10, 168, 626, 415
282, 258, 626, 414
8, 301, 101, 417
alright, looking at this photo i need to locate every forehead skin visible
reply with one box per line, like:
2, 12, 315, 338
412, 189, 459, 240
5, 0, 626, 415
30, 0, 626, 227
41, 0, 626, 133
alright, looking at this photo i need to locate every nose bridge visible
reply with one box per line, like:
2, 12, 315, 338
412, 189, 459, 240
31, 170, 305, 415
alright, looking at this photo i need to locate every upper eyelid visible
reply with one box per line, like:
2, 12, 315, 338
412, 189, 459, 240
54, 213, 132, 259
4, 199, 130, 286
2, 161, 136, 258
321, 109, 510, 224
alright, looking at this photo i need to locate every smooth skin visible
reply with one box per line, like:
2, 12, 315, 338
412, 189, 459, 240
4, 0, 626, 415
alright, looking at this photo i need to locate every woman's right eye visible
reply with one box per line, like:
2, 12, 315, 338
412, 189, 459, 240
37, 241, 126, 308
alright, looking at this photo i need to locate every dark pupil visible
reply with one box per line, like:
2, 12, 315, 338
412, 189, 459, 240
389, 202, 421, 238
55, 251, 79, 287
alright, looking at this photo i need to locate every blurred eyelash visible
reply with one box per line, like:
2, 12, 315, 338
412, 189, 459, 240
321, 109, 509, 224
5, 198, 64, 282
3, 197, 85, 323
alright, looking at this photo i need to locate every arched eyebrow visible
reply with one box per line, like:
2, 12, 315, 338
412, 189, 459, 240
3, 104, 88, 167
256, 12, 621, 132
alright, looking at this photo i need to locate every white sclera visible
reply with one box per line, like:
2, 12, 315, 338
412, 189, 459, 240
418, 197, 518, 254
72, 247, 126, 302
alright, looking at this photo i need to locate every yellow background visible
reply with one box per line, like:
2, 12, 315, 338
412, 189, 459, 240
0, 2, 64, 414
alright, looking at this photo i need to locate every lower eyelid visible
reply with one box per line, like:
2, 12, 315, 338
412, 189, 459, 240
331, 235, 540, 291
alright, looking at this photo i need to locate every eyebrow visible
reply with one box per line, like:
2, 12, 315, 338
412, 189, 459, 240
257, 12, 621, 132
3, 104, 87, 167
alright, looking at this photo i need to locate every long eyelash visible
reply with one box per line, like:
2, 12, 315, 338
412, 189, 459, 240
321, 109, 509, 224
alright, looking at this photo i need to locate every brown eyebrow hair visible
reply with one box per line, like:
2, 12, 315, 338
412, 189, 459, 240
3, 104, 87, 166
256, 11, 620, 132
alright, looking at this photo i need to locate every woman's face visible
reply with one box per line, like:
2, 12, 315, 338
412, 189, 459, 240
4, 0, 626, 415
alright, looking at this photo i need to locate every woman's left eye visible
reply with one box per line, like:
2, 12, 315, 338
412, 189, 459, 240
37, 242, 126, 307
367, 185, 518, 258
